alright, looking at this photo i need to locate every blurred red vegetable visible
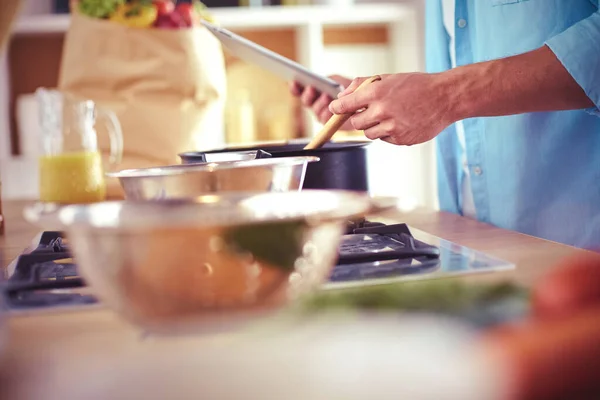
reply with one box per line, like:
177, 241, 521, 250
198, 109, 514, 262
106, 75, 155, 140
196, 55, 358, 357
154, 7, 188, 29
480, 251, 600, 400
531, 251, 600, 320
153, 2, 201, 28
175, 3, 197, 27
480, 305, 600, 400
153, 0, 175, 16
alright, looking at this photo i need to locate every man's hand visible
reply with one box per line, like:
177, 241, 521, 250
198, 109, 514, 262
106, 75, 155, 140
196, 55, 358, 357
329, 73, 456, 146
289, 75, 354, 130
328, 46, 594, 147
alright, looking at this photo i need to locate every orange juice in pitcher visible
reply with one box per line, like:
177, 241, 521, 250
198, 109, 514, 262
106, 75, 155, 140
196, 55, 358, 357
36, 89, 123, 204
39, 151, 106, 204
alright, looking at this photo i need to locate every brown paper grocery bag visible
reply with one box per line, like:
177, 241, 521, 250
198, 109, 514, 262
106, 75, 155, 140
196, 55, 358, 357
58, 11, 227, 198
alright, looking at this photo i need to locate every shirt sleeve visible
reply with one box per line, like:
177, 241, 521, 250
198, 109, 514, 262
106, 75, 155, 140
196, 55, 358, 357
545, 10, 600, 116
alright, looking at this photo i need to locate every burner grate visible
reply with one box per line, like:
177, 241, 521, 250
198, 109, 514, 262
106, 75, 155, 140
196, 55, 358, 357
340, 221, 440, 265
330, 221, 441, 283
2, 232, 94, 310
37, 231, 70, 253
2, 221, 442, 310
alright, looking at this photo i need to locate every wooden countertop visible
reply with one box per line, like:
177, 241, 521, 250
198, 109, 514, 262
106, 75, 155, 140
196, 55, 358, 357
0, 199, 593, 399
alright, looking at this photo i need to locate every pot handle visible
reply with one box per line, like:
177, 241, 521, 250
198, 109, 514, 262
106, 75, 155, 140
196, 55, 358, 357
254, 150, 273, 159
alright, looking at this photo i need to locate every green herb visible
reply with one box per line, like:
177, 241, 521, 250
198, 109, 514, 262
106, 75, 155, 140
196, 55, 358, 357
222, 219, 308, 271
124, 3, 146, 17
78, 0, 125, 19
298, 279, 529, 314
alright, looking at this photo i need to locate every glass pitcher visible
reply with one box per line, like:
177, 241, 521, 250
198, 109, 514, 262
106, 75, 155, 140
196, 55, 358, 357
36, 88, 123, 204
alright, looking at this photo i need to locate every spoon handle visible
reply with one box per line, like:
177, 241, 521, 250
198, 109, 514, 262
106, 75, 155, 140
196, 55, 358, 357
304, 75, 382, 150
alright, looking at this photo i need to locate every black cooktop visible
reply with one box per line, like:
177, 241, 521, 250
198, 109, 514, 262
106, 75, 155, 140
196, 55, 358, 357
1, 221, 440, 312
3, 231, 95, 310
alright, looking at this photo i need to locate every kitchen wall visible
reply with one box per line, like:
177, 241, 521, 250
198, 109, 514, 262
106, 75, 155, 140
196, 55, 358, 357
17, 0, 53, 14
0, 0, 50, 160
0, 0, 437, 210
0, 0, 51, 199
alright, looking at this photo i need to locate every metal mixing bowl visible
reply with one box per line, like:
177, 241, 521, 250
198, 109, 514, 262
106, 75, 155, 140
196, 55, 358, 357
24, 191, 394, 334
106, 156, 319, 200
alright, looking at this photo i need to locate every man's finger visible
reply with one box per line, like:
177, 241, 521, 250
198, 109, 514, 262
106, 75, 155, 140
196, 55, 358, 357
289, 81, 303, 96
300, 86, 319, 107
312, 93, 333, 118
329, 74, 349, 89
318, 109, 333, 124
349, 108, 381, 131
329, 90, 371, 115
380, 136, 399, 146
363, 119, 395, 141
337, 77, 366, 98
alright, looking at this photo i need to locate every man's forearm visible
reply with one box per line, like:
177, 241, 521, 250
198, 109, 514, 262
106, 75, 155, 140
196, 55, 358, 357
441, 45, 595, 122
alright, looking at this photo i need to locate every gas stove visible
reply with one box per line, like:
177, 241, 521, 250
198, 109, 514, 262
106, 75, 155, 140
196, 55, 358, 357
1, 219, 514, 313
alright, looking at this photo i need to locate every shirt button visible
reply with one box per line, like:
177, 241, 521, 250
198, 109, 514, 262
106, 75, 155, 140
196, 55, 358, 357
457, 19, 467, 28
473, 166, 483, 175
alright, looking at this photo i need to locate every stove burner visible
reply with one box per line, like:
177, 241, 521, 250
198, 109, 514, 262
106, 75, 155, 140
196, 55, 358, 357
340, 221, 439, 264
37, 231, 70, 253
1, 220, 441, 311
1, 231, 94, 311
331, 220, 441, 282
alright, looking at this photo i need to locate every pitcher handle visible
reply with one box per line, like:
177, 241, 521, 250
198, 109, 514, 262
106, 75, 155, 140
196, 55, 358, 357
96, 108, 123, 170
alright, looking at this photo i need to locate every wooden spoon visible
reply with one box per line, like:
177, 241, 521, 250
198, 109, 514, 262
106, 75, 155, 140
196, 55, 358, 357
304, 75, 382, 150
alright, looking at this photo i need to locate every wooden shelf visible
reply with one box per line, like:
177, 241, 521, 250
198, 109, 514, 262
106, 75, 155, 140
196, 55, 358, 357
13, 4, 414, 34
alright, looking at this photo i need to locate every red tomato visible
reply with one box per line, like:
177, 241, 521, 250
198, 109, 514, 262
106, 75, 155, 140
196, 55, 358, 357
154, 14, 176, 29
169, 10, 188, 28
531, 251, 600, 320
480, 306, 600, 400
175, 3, 197, 27
153, 0, 175, 16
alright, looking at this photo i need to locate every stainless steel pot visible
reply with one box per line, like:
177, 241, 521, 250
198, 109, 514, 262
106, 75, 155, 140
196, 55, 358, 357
179, 140, 371, 191
106, 156, 319, 200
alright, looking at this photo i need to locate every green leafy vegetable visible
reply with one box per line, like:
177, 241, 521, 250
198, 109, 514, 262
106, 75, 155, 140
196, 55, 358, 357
222, 219, 308, 271
298, 279, 529, 314
78, 0, 125, 18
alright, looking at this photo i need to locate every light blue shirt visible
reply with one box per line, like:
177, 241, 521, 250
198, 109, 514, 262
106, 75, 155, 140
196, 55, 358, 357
426, 0, 600, 249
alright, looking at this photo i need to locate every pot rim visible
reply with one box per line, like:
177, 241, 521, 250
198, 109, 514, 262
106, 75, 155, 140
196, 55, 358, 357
178, 139, 372, 159
106, 156, 320, 179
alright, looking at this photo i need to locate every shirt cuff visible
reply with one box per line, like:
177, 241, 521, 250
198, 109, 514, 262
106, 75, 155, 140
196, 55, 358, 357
545, 11, 600, 116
